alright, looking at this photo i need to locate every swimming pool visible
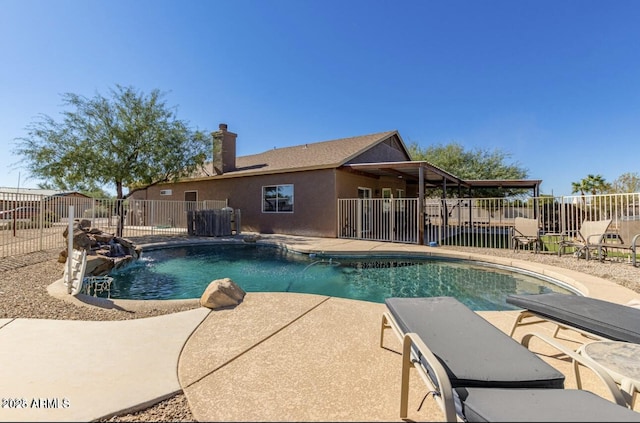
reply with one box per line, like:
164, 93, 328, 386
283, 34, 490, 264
106, 243, 577, 310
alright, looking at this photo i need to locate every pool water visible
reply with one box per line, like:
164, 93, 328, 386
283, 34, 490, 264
107, 243, 576, 310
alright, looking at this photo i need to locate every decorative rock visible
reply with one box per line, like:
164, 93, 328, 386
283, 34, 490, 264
85, 255, 114, 276
200, 278, 246, 310
58, 219, 141, 276
93, 232, 115, 244
70, 224, 93, 251
117, 237, 136, 249
78, 219, 92, 229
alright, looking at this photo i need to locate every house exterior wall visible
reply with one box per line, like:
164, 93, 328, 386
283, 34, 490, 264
133, 167, 413, 238
132, 169, 340, 237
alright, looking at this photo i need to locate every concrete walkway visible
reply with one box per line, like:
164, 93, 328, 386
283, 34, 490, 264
1, 235, 639, 421
0, 308, 210, 422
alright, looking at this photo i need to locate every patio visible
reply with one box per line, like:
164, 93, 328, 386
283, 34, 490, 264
178, 292, 638, 421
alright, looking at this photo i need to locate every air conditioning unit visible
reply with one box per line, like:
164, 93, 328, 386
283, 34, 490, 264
160, 189, 173, 196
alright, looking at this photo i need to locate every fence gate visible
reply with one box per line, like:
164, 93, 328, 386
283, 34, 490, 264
187, 209, 240, 237
337, 198, 419, 244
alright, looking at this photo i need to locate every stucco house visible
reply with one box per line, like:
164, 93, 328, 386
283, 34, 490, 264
131, 124, 540, 241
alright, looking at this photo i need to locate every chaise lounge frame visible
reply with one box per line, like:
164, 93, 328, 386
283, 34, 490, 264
507, 292, 640, 408
507, 292, 640, 345
596, 233, 640, 266
380, 296, 635, 421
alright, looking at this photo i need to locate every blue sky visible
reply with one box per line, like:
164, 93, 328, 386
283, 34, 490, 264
1, 0, 639, 196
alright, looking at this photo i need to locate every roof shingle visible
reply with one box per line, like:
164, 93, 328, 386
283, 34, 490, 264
196, 130, 398, 178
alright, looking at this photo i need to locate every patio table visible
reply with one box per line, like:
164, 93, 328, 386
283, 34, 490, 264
576, 340, 640, 408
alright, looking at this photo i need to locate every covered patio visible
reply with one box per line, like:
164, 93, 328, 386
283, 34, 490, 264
340, 161, 542, 245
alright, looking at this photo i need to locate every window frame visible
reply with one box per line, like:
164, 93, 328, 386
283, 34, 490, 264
262, 184, 294, 213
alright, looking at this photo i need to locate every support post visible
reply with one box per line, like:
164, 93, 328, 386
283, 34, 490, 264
66, 206, 74, 294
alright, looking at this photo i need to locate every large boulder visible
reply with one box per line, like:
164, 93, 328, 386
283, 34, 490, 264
85, 255, 114, 276
200, 278, 246, 310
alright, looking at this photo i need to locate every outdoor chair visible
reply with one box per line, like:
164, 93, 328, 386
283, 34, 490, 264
557, 218, 612, 260
511, 217, 541, 253
506, 292, 640, 344
379, 296, 635, 421
595, 232, 640, 267
507, 292, 640, 409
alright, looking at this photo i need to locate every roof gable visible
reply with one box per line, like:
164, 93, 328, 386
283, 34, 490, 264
346, 134, 410, 164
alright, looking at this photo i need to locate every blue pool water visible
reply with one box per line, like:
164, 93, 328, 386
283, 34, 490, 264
107, 243, 577, 310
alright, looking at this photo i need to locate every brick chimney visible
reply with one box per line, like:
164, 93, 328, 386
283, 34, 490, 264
212, 123, 237, 174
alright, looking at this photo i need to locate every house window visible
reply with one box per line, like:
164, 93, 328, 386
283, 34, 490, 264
263, 184, 294, 213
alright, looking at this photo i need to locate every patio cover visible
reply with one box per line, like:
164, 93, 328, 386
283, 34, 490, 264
341, 161, 542, 244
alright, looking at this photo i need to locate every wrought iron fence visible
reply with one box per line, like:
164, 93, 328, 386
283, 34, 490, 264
339, 193, 640, 254
3, 190, 640, 259
0, 192, 228, 258
338, 198, 420, 243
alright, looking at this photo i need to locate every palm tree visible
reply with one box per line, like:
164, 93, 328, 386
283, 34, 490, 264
585, 174, 610, 194
572, 174, 610, 196
571, 178, 590, 207
571, 174, 611, 218
571, 180, 589, 196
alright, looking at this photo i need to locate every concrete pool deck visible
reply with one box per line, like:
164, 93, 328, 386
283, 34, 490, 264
1, 235, 639, 421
